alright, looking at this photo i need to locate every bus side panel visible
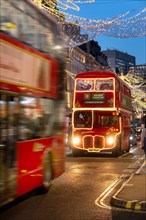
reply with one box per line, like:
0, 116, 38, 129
121, 115, 131, 151
16, 137, 65, 197
0, 32, 58, 99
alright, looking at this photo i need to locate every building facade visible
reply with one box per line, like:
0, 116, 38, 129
103, 49, 136, 74
65, 46, 103, 118
129, 64, 146, 79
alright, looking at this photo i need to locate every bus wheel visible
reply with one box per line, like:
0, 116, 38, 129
37, 151, 52, 194
126, 140, 130, 152
112, 146, 122, 157
125, 146, 130, 153
72, 148, 82, 157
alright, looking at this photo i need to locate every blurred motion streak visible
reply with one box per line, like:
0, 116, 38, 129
0, 0, 66, 207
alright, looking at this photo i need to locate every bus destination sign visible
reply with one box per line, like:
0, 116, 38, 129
84, 93, 105, 104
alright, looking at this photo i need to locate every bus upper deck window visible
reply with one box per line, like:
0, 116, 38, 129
76, 80, 94, 91
100, 83, 111, 90
96, 79, 113, 91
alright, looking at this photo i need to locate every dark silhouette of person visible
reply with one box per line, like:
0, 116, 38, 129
141, 119, 146, 158
100, 83, 110, 90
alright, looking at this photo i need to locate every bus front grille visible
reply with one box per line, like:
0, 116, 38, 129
84, 136, 93, 149
83, 136, 104, 149
94, 136, 104, 148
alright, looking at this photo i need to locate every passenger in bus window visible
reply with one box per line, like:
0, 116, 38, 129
19, 109, 34, 140
0, 108, 8, 164
101, 116, 109, 127
0, 106, 16, 168
79, 113, 85, 122
8, 117, 17, 168
111, 116, 118, 126
100, 83, 111, 90
76, 81, 92, 91
32, 110, 45, 138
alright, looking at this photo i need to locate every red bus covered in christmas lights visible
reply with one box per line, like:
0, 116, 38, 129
71, 71, 132, 156
0, 0, 66, 206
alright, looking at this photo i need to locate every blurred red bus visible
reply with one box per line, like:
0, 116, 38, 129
72, 71, 132, 156
0, 0, 66, 206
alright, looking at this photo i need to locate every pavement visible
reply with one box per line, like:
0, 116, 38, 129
65, 146, 146, 212
110, 158, 146, 212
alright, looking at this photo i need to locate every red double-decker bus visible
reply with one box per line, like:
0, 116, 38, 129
0, 0, 66, 206
72, 71, 132, 156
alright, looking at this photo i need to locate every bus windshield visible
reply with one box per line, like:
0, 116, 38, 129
73, 111, 119, 128
94, 114, 119, 128
74, 111, 92, 128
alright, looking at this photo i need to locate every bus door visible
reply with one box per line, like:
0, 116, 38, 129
0, 92, 18, 203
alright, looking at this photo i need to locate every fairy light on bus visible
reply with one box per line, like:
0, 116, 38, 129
71, 71, 132, 156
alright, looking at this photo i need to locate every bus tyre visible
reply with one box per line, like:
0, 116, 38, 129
36, 151, 52, 194
112, 145, 122, 157
72, 148, 82, 157
126, 140, 130, 153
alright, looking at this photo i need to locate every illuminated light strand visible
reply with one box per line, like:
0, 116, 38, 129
64, 8, 131, 24
57, 0, 80, 11
33, 0, 44, 6
32, 1, 145, 111
61, 8, 146, 46
56, 0, 95, 11
120, 73, 146, 110
103, 8, 146, 38
38, 0, 80, 11
41, 4, 66, 22
33, 1, 146, 46
66, 70, 76, 79
62, 10, 135, 47
44, 0, 56, 9
72, 0, 95, 3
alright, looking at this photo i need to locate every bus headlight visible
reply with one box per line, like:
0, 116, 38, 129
72, 137, 81, 145
106, 137, 114, 145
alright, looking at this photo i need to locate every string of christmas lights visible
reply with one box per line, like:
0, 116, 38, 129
119, 73, 146, 110
62, 10, 134, 47
33, 1, 146, 47
53, 0, 95, 11
36, 0, 95, 11
103, 8, 146, 38
63, 8, 146, 44
32, 1, 146, 110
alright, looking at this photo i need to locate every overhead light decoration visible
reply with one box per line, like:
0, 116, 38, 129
34, 0, 95, 11
33, 1, 146, 111
103, 8, 146, 38
33, 0, 42, 6
56, 0, 80, 11
32, 1, 146, 47
120, 73, 146, 110
52, 0, 95, 11
62, 8, 146, 47
62, 9, 132, 47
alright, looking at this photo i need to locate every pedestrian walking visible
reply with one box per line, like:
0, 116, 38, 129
141, 119, 146, 159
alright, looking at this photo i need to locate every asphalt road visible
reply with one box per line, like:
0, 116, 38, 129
0, 144, 145, 220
